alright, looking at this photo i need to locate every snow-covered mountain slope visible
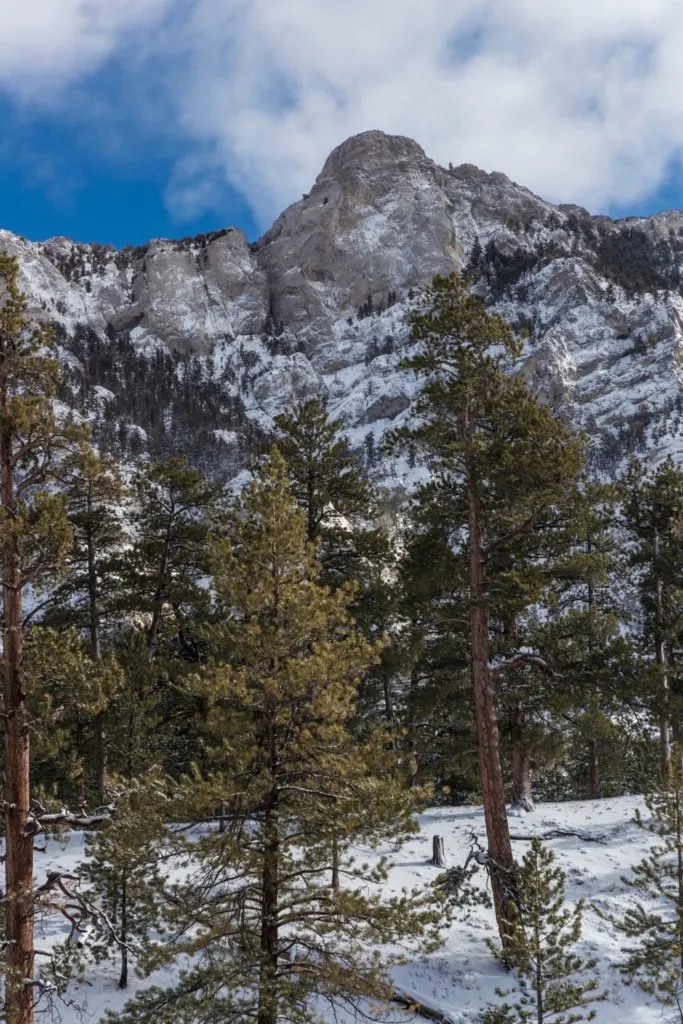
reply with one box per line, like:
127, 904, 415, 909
33, 796, 668, 1023
5, 129, 683, 475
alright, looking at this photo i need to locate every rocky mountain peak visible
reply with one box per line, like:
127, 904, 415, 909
316, 130, 431, 182
2, 134, 683, 480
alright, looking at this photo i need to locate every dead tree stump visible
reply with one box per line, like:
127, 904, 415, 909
431, 835, 446, 868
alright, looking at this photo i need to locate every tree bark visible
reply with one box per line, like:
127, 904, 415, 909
2, 427, 34, 1024
118, 871, 129, 990
383, 674, 395, 729
147, 512, 173, 655
86, 486, 107, 800
431, 836, 446, 868
653, 528, 671, 778
467, 470, 516, 945
676, 789, 683, 979
258, 801, 279, 1024
92, 718, 107, 802
588, 739, 601, 800
510, 702, 534, 812
331, 837, 340, 890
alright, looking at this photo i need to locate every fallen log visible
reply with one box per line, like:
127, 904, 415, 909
509, 828, 607, 844
392, 986, 457, 1023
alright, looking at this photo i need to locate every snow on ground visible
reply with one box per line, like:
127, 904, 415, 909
29, 795, 665, 1023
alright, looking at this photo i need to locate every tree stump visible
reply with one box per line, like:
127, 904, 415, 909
431, 835, 446, 868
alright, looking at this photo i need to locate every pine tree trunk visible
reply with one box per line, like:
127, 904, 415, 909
653, 530, 671, 778
258, 801, 279, 1024
118, 870, 129, 990
86, 500, 107, 801
467, 471, 516, 945
331, 836, 340, 890
431, 836, 446, 868
406, 630, 420, 785
2, 430, 34, 1024
588, 739, 601, 799
676, 790, 683, 980
93, 717, 107, 802
383, 674, 395, 728
510, 703, 534, 812
147, 519, 172, 654
75, 722, 87, 807
585, 550, 602, 802
535, 918, 543, 1024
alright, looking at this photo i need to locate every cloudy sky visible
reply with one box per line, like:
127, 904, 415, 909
2, 1, 683, 245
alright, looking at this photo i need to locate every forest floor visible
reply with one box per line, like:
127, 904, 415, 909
35, 795, 664, 1023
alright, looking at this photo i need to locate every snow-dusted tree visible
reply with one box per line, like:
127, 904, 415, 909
389, 274, 586, 943
106, 451, 441, 1024
609, 757, 683, 1015
621, 457, 683, 778
125, 456, 221, 655
271, 397, 372, 549
77, 785, 167, 990
22, 626, 121, 808
44, 448, 128, 798
0, 252, 86, 1023
487, 837, 604, 1024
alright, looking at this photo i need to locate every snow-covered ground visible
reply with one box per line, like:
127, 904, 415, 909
31, 795, 664, 1023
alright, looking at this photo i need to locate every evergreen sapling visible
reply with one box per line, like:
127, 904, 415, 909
487, 837, 604, 1024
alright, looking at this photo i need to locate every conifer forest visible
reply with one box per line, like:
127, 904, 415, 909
3, 256, 683, 1024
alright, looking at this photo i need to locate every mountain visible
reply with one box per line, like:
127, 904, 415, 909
3, 129, 683, 478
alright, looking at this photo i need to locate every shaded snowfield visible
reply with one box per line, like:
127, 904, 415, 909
31, 796, 665, 1023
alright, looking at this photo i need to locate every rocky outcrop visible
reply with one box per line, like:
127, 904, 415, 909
4, 129, 683, 476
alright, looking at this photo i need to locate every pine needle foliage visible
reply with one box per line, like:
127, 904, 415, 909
78, 785, 168, 990
271, 398, 372, 543
608, 756, 683, 1015
106, 450, 442, 1024
0, 251, 89, 1023
488, 838, 604, 1024
388, 273, 586, 942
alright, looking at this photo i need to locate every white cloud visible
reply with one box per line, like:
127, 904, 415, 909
6, 1, 683, 227
0, 2, 172, 94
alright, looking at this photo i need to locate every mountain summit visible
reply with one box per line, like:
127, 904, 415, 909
2, 130, 682, 475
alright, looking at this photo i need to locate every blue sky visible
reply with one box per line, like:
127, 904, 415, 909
0, 91, 259, 247
4, 2, 683, 249
4, 93, 682, 251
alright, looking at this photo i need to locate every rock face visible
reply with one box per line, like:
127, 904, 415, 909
5, 129, 683, 477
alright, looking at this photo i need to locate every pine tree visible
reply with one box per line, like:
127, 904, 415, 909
272, 397, 386, 887
390, 274, 586, 943
540, 483, 630, 799
114, 458, 225, 782
621, 457, 683, 777
106, 451, 440, 1024
513, 481, 641, 804
126, 456, 222, 654
22, 626, 121, 808
43, 449, 127, 798
78, 784, 167, 990
72, 630, 165, 991
271, 397, 372, 550
488, 838, 604, 1023
608, 756, 683, 1013
398, 489, 476, 799
0, 252, 85, 1023
350, 521, 403, 731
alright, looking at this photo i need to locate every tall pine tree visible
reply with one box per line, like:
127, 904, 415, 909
390, 274, 586, 943
0, 253, 85, 1023
608, 755, 683, 1014
44, 449, 127, 798
107, 451, 440, 1024
622, 458, 683, 777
